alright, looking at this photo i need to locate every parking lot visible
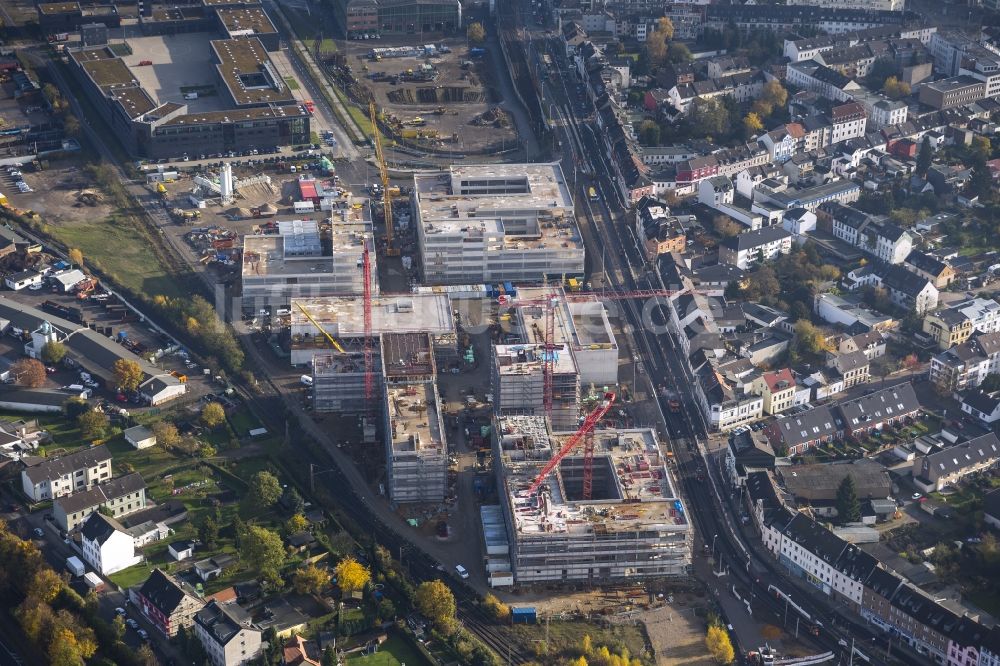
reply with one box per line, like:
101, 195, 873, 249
2, 274, 214, 406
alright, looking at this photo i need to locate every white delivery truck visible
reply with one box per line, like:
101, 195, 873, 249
66, 556, 85, 577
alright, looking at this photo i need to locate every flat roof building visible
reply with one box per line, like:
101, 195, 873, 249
494, 417, 692, 585
242, 219, 375, 311
290, 293, 453, 365
66, 31, 309, 158
414, 163, 585, 285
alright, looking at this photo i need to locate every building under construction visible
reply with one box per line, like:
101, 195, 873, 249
290, 293, 454, 366
242, 219, 375, 311
383, 334, 447, 503
491, 344, 580, 431
507, 287, 620, 387
494, 416, 692, 585
413, 163, 585, 285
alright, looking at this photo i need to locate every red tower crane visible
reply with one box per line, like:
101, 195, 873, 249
362, 244, 375, 404
525, 392, 616, 497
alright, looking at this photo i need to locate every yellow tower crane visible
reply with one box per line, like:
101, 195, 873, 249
369, 102, 400, 257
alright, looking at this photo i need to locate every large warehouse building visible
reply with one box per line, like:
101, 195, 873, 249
492, 416, 692, 585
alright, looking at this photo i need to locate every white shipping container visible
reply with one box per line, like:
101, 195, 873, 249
293, 201, 315, 213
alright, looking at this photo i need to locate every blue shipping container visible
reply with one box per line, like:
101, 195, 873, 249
511, 607, 536, 624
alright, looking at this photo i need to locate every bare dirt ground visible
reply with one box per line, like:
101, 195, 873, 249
10, 159, 116, 225
342, 36, 518, 154
641, 605, 714, 666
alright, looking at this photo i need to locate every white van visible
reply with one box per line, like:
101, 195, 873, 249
454, 564, 469, 579
300, 375, 313, 386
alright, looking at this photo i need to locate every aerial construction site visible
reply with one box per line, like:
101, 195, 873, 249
489, 415, 692, 586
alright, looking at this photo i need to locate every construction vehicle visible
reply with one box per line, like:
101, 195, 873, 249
369, 102, 400, 257
294, 302, 346, 353
525, 392, 616, 497
406, 116, 426, 126
155, 183, 167, 198
433, 107, 446, 115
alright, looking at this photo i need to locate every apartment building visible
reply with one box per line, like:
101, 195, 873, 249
777, 513, 848, 595
752, 369, 798, 415
929, 331, 1000, 393
904, 250, 955, 289
825, 202, 913, 264
414, 163, 585, 285
718, 227, 793, 270
21, 445, 113, 502
922, 298, 1000, 350
53, 472, 147, 532
132, 569, 205, 638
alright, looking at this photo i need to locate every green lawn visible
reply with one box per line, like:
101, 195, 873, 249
284, 76, 301, 91
0, 411, 88, 456
109, 561, 155, 590
226, 407, 262, 437
346, 634, 432, 666
47, 214, 183, 299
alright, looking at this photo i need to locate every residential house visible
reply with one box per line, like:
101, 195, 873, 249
765, 404, 844, 456
752, 369, 798, 415
698, 176, 734, 207
124, 425, 156, 450
634, 197, 689, 260
282, 634, 321, 666
53, 472, 147, 532
838, 330, 887, 359
724, 427, 776, 487
194, 600, 263, 666
782, 208, 817, 242
718, 227, 793, 270
80, 512, 141, 576
195, 555, 238, 582
838, 382, 921, 437
133, 569, 205, 637
826, 202, 913, 264
831, 544, 880, 611
929, 331, 1000, 393
825, 350, 871, 388
922, 298, 1000, 350
904, 250, 955, 289
20, 444, 112, 502
913, 432, 1000, 492
873, 264, 939, 314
